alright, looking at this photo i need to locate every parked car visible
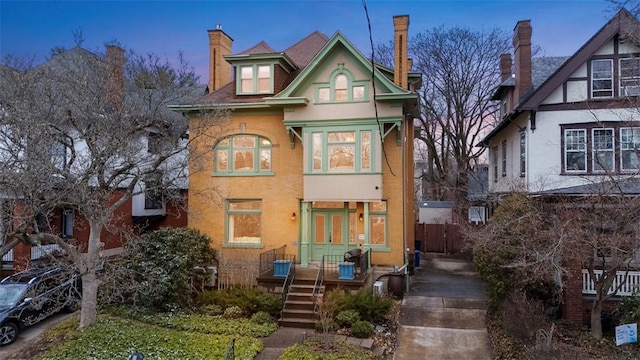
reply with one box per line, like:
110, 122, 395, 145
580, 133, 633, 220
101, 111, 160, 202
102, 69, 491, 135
0, 266, 81, 346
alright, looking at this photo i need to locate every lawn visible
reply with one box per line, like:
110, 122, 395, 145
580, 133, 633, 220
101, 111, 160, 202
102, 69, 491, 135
25, 311, 276, 360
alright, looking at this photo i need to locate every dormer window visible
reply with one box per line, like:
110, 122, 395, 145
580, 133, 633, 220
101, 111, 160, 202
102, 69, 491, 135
316, 66, 368, 103
238, 64, 272, 94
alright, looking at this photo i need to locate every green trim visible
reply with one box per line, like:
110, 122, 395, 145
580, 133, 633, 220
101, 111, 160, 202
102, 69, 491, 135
304, 127, 378, 174
375, 93, 418, 102
236, 63, 275, 95
225, 53, 296, 72
213, 135, 273, 175
264, 97, 309, 106
271, 32, 413, 100
284, 115, 402, 127
168, 103, 271, 112
224, 199, 263, 247
222, 243, 264, 249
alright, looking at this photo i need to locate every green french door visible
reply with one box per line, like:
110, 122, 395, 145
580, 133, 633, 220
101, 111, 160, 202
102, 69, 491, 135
311, 211, 348, 261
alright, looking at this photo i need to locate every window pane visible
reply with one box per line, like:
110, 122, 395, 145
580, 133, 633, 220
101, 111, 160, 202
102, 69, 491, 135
315, 215, 325, 244
329, 145, 354, 170
565, 129, 586, 171
318, 88, 330, 102
353, 85, 364, 99
370, 201, 386, 212
229, 214, 261, 244
335, 74, 348, 101
313, 133, 322, 171
257, 66, 270, 92
361, 131, 371, 170
593, 129, 614, 171
592, 59, 613, 97
621, 128, 640, 170
258, 65, 270, 78
240, 66, 253, 93
331, 215, 342, 245
370, 216, 386, 246
328, 131, 355, 143
229, 200, 261, 210
233, 150, 254, 170
260, 149, 271, 170
233, 136, 256, 148
620, 58, 640, 96
216, 149, 228, 171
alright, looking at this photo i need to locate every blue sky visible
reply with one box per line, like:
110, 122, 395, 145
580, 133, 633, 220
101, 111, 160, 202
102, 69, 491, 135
0, 0, 619, 82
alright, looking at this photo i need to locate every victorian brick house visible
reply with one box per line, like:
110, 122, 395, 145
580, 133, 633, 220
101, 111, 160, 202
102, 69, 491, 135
172, 16, 421, 285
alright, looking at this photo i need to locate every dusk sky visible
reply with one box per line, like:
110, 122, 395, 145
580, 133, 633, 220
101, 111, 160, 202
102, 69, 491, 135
1, 0, 620, 83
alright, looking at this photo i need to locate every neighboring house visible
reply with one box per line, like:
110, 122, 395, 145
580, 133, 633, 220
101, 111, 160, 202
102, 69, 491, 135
172, 16, 421, 285
0, 46, 190, 272
481, 9, 640, 323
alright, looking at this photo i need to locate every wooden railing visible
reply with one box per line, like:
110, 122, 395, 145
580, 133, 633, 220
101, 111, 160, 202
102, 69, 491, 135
582, 269, 640, 296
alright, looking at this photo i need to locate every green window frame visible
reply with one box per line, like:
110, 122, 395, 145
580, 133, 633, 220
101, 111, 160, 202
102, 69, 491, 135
214, 135, 273, 176
369, 201, 387, 248
237, 64, 273, 94
225, 199, 262, 247
315, 66, 369, 103
307, 128, 375, 173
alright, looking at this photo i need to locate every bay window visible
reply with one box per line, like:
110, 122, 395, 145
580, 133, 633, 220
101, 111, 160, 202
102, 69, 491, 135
309, 129, 374, 173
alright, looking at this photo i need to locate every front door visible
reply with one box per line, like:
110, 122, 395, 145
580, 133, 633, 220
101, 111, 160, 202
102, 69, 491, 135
311, 211, 347, 261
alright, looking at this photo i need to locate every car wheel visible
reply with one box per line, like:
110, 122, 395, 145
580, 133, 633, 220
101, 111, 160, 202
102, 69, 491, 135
0, 322, 18, 346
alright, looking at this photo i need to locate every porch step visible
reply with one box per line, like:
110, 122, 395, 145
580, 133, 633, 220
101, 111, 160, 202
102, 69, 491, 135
281, 308, 316, 320
279, 276, 323, 328
278, 317, 317, 329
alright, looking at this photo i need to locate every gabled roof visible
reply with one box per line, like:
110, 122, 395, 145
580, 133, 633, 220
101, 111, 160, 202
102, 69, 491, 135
267, 31, 416, 105
482, 8, 640, 146
519, 8, 639, 111
237, 41, 277, 55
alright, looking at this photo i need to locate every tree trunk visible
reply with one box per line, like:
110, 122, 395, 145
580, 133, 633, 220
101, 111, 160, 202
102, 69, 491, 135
590, 297, 604, 339
79, 220, 103, 328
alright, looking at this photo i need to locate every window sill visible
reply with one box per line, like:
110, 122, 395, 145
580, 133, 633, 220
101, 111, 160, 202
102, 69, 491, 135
212, 172, 274, 177
222, 243, 264, 249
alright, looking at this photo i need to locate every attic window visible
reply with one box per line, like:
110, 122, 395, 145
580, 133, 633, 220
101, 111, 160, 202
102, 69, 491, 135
591, 59, 613, 98
620, 58, 640, 96
238, 64, 272, 94
315, 67, 368, 103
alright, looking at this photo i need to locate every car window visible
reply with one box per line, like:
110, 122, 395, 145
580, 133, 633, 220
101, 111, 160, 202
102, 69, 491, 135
0, 284, 28, 307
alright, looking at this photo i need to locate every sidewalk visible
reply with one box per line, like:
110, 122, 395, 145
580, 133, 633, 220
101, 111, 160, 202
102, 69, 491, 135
393, 252, 492, 360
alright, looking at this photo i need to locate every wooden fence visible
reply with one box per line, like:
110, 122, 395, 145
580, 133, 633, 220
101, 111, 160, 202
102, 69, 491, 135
414, 223, 463, 254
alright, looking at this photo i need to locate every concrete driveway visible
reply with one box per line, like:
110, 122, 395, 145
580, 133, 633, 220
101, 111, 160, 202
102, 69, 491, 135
0, 311, 77, 359
393, 253, 492, 360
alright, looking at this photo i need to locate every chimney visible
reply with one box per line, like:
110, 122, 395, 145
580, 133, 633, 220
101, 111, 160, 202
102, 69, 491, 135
106, 45, 125, 111
499, 53, 512, 82
393, 15, 410, 90
512, 20, 532, 102
208, 25, 233, 93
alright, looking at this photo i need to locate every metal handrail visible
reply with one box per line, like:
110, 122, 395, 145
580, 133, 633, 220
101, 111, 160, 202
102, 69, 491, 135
312, 256, 325, 312
280, 256, 296, 319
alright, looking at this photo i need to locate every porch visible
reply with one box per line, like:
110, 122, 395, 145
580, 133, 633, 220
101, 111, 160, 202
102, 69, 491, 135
582, 269, 640, 296
256, 246, 373, 292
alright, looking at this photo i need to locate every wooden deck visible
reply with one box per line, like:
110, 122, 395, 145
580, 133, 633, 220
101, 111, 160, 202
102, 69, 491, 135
256, 262, 371, 292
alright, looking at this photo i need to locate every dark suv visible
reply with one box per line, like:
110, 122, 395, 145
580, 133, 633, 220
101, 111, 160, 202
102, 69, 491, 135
0, 266, 81, 346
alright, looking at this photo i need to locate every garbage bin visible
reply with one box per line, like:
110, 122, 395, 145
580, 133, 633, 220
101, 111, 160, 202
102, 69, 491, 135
387, 272, 404, 298
414, 250, 421, 267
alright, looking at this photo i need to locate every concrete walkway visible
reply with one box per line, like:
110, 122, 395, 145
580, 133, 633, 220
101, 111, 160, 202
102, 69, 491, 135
394, 252, 492, 360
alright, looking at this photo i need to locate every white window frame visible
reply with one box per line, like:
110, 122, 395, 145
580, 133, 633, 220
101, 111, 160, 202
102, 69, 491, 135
620, 127, 640, 171
591, 59, 614, 98
564, 129, 587, 173
592, 128, 615, 172
519, 131, 526, 176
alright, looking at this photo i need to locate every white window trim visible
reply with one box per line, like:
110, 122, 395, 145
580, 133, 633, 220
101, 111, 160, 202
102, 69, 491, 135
564, 129, 587, 173
591, 128, 615, 173
591, 59, 614, 99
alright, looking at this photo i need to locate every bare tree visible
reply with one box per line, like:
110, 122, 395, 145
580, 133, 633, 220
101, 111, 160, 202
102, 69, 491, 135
410, 26, 511, 203
473, 179, 640, 339
0, 46, 228, 328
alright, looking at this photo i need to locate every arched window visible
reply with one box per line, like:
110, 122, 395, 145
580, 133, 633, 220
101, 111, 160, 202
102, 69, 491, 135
214, 135, 272, 175
315, 67, 368, 103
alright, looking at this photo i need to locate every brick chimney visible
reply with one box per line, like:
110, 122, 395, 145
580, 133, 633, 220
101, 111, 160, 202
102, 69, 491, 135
512, 20, 532, 102
393, 15, 410, 90
106, 45, 125, 111
499, 53, 512, 82
208, 25, 233, 93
